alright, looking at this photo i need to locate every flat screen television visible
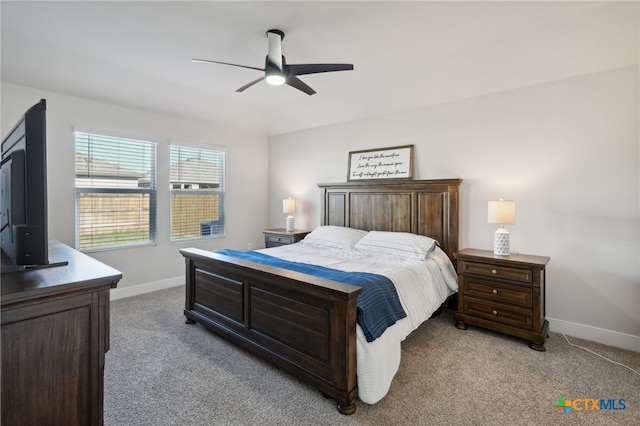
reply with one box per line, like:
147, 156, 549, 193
1, 99, 60, 270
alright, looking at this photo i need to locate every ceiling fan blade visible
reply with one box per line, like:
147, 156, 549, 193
286, 76, 316, 96
287, 63, 354, 76
192, 58, 264, 72
236, 76, 265, 92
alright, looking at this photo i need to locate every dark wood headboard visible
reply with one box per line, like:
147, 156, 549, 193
318, 179, 462, 262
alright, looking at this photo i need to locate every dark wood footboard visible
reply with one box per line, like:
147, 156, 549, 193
180, 248, 363, 415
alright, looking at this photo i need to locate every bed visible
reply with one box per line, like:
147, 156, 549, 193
180, 179, 462, 414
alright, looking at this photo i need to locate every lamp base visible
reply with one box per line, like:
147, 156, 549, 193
286, 215, 295, 232
494, 228, 510, 256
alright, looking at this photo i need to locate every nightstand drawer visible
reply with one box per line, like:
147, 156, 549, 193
463, 279, 532, 308
263, 229, 311, 248
461, 260, 532, 284
462, 297, 532, 330
266, 235, 293, 245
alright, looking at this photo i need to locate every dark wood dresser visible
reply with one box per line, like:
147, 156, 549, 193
454, 248, 550, 351
1, 240, 122, 426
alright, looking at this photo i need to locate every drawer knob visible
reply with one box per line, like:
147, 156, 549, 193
492, 289, 498, 294
492, 310, 498, 315
491, 269, 498, 274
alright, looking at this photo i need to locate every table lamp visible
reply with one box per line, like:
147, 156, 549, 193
488, 199, 516, 256
283, 198, 296, 232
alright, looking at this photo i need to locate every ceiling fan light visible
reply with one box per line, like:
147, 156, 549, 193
265, 74, 286, 86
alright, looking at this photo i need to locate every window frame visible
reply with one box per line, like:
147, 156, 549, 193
74, 131, 157, 252
169, 144, 225, 242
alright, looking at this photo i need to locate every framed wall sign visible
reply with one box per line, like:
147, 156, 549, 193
347, 145, 414, 181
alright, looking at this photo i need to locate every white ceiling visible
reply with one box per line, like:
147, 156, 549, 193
1, 1, 636, 136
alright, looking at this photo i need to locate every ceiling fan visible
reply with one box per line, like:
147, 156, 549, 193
192, 29, 354, 96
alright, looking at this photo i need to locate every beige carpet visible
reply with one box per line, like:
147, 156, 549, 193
104, 286, 639, 425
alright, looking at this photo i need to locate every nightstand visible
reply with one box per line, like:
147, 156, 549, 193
454, 248, 550, 351
263, 228, 310, 248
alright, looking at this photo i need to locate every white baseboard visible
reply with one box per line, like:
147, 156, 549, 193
547, 316, 640, 353
110, 276, 183, 301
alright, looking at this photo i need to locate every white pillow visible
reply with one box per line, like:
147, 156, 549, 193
301, 226, 368, 250
353, 231, 438, 260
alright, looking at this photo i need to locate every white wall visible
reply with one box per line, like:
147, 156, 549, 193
1, 83, 269, 296
268, 66, 640, 351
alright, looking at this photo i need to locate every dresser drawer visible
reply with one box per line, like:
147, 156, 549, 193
462, 279, 532, 308
461, 260, 532, 284
462, 297, 532, 330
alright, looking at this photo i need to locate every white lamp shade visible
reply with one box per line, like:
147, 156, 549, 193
282, 198, 296, 214
487, 200, 516, 225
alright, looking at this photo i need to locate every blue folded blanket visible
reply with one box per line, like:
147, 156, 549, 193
216, 249, 406, 342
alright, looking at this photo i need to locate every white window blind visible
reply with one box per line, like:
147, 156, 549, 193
170, 145, 225, 240
75, 132, 157, 250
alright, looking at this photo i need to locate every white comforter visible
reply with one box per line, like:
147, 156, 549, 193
257, 243, 458, 404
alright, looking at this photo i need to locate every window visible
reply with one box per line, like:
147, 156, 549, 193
75, 132, 157, 250
170, 145, 225, 240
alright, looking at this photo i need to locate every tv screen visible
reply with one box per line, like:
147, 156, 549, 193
1, 99, 49, 268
